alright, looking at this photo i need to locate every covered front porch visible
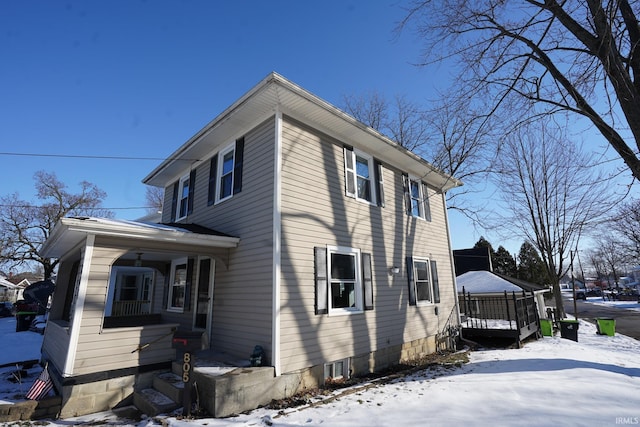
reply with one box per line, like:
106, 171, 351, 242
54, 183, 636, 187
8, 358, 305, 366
39, 217, 241, 417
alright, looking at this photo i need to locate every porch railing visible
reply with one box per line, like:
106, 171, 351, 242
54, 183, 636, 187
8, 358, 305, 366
112, 300, 151, 316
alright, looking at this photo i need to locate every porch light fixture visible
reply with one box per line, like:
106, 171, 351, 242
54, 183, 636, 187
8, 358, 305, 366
134, 253, 143, 267
389, 266, 400, 275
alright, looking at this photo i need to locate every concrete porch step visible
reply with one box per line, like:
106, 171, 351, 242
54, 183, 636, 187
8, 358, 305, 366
133, 388, 179, 417
153, 372, 185, 404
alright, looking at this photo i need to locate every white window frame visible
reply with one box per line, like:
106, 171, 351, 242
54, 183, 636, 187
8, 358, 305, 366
413, 257, 433, 305
324, 358, 350, 381
168, 257, 188, 312
105, 266, 155, 316
176, 174, 191, 220
345, 148, 376, 205
408, 176, 431, 220
327, 245, 363, 315
216, 142, 236, 204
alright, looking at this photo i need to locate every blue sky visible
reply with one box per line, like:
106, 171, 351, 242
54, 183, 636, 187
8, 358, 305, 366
0, 0, 608, 255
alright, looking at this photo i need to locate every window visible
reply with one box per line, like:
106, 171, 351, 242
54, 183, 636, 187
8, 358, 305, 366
168, 258, 188, 311
178, 175, 190, 219
344, 146, 384, 206
219, 145, 235, 200
324, 358, 350, 381
172, 170, 196, 221
406, 257, 441, 305
314, 246, 374, 315
208, 137, 245, 205
404, 175, 431, 221
105, 267, 154, 316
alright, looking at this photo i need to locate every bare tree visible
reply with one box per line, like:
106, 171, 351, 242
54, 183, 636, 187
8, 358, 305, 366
593, 233, 630, 289
401, 0, 640, 181
0, 171, 113, 279
493, 120, 610, 318
341, 92, 493, 221
609, 198, 640, 262
145, 186, 164, 215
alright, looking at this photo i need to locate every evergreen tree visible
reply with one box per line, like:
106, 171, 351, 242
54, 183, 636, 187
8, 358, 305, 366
517, 241, 549, 286
494, 246, 516, 276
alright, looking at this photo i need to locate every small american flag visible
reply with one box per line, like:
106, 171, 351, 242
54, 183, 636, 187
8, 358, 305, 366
26, 365, 53, 400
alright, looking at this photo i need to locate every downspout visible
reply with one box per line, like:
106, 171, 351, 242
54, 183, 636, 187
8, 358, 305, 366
63, 234, 95, 376
272, 109, 283, 376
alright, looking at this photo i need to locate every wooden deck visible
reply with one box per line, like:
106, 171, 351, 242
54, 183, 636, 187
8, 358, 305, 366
458, 289, 541, 347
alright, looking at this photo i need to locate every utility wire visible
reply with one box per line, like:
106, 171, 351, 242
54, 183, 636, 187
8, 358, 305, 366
0, 152, 198, 162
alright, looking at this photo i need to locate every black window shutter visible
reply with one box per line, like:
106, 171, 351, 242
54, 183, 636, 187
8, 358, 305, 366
208, 154, 218, 206
343, 145, 356, 198
374, 160, 385, 207
422, 182, 431, 221
314, 247, 328, 315
187, 170, 196, 215
406, 256, 416, 305
430, 260, 440, 303
184, 258, 194, 311
233, 137, 244, 195
362, 252, 374, 310
402, 174, 411, 215
170, 181, 178, 221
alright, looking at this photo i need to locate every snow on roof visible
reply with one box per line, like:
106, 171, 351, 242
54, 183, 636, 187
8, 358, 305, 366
456, 270, 521, 293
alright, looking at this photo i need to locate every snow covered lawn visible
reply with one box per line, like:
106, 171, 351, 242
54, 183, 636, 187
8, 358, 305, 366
2, 310, 640, 426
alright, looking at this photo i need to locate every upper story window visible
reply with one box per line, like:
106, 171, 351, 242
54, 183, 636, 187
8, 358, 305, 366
208, 137, 245, 206
219, 144, 235, 201
178, 174, 190, 220
343, 146, 384, 207
170, 170, 195, 222
404, 175, 431, 221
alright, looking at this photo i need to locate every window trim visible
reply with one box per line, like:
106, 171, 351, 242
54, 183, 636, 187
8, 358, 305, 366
218, 143, 235, 203
176, 174, 191, 220
407, 257, 441, 306
327, 245, 363, 315
413, 258, 432, 305
105, 266, 155, 317
167, 257, 188, 312
344, 147, 377, 205
406, 175, 431, 221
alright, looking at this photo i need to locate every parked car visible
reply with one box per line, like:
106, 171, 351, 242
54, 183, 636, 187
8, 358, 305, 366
575, 290, 586, 300
586, 289, 602, 297
0, 301, 15, 317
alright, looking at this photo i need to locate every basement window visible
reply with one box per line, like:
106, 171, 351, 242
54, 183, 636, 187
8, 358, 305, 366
324, 359, 350, 382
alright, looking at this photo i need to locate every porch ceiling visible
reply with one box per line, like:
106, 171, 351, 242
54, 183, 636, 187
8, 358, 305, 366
40, 217, 240, 258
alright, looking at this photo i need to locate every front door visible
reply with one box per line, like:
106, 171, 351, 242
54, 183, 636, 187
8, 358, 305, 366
193, 257, 215, 345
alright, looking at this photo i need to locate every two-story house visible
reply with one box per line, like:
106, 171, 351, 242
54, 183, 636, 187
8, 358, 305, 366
38, 72, 462, 418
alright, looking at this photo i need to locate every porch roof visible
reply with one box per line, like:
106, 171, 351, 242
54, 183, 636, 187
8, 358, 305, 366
40, 216, 240, 258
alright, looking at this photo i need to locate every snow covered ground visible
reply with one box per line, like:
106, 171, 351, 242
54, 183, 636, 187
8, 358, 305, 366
1, 298, 640, 426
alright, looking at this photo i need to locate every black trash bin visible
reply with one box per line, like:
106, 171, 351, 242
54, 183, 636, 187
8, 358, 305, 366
559, 319, 579, 342
16, 312, 37, 332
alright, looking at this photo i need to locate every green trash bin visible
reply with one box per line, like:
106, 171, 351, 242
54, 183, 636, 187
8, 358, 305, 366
540, 319, 553, 337
596, 318, 615, 336
559, 319, 579, 342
